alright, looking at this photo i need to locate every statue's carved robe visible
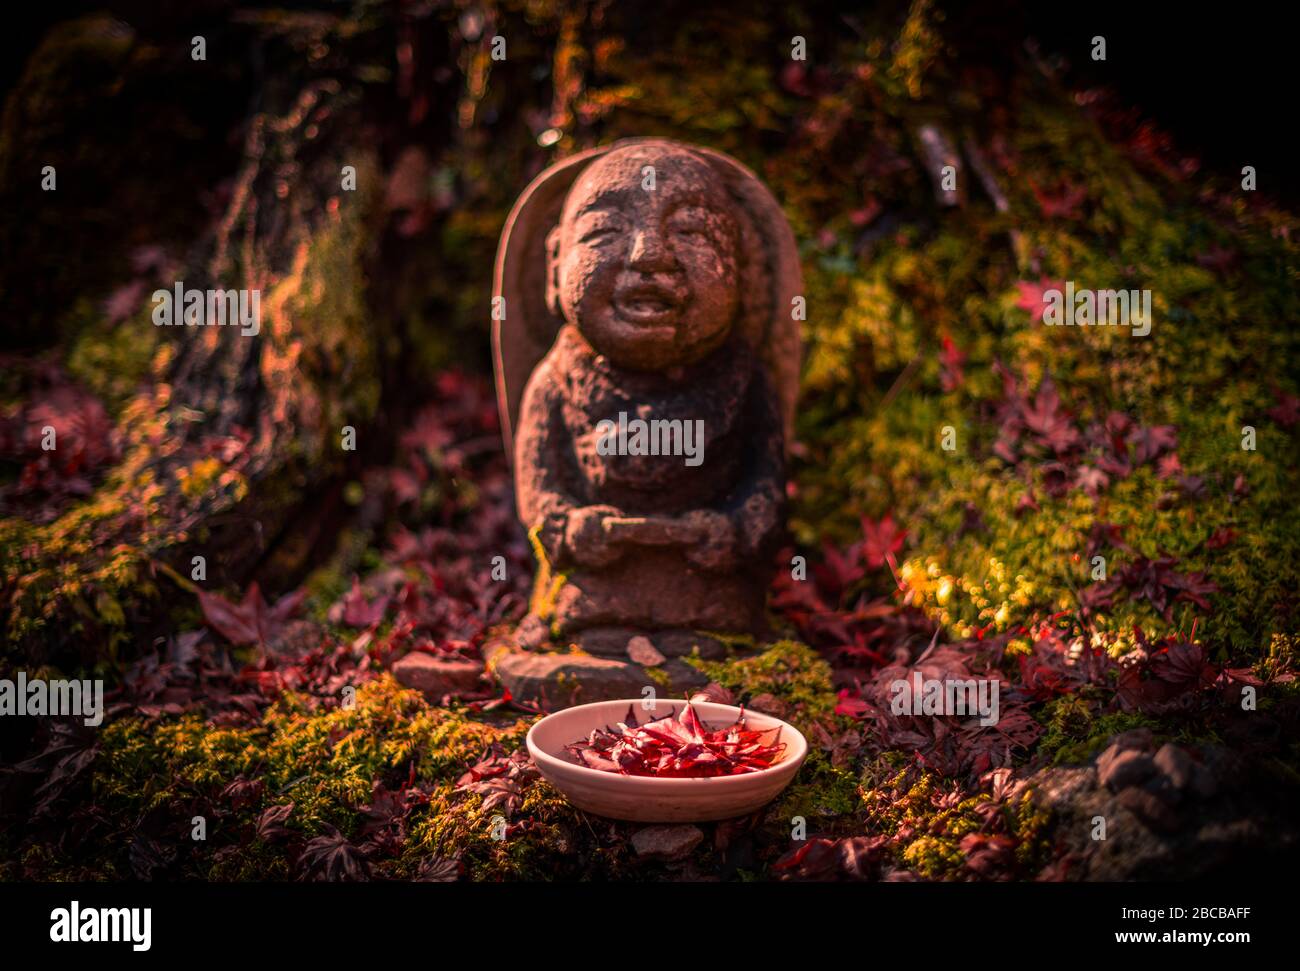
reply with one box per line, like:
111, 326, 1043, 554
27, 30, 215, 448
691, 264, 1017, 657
515, 324, 785, 636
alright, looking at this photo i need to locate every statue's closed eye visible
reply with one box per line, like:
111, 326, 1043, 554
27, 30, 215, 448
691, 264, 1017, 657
577, 216, 625, 244
671, 224, 709, 240
667, 206, 723, 243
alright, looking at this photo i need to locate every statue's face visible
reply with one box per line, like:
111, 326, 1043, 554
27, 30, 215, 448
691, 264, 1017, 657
549, 144, 741, 371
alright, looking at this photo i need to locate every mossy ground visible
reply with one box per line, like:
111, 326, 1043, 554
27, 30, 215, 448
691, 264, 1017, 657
1, 645, 1053, 882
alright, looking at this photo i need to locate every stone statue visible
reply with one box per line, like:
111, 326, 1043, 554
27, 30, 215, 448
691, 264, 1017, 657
489, 137, 802, 705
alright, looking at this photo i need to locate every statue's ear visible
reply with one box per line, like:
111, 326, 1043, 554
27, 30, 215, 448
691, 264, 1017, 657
545, 225, 563, 317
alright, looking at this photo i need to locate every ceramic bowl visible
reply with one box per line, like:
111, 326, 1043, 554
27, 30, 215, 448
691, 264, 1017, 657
525, 698, 808, 822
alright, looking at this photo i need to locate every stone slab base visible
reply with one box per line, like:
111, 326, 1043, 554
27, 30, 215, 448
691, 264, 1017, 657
484, 636, 708, 710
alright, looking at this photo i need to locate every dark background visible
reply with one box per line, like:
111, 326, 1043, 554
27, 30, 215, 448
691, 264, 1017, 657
2, 1, 1291, 201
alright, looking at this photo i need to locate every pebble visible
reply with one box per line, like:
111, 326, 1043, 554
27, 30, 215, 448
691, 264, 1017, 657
632, 824, 704, 862
1098, 747, 1157, 790
391, 653, 484, 699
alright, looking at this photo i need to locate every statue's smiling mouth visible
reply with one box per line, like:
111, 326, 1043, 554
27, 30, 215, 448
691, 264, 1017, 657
613, 283, 683, 323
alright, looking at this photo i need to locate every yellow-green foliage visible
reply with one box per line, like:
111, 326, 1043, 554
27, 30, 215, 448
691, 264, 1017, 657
65, 295, 163, 414
260, 679, 530, 825
1036, 695, 1152, 765
0, 399, 250, 656
97, 677, 530, 819
860, 765, 1052, 879
62, 675, 662, 880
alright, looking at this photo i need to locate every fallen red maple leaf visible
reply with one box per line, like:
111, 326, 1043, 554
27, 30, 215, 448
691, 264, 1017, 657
771, 835, 886, 880
454, 746, 539, 814
834, 688, 872, 719
812, 539, 865, 597
332, 576, 390, 628
256, 803, 294, 841
1129, 423, 1178, 466
1020, 378, 1079, 455
298, 826, 371, 882
198, 582, 306, 647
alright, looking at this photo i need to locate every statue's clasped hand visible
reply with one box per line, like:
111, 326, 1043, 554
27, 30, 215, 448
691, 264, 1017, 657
562, 506, 737, 571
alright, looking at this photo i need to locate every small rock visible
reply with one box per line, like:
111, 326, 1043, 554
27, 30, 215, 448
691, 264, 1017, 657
392, 653, 484, 699
627, 635, 665, 667
632, 824, 704, 862
1118, 786, 1180, 833
1109, 728, 1154, 752
1140, 773, 1183, 809
1153, 743, 1195, 791
1095, 743, 1120, 779
659, 659, 709, 693
1029, 766, 1096, 806
576, 627, 643, 658
652, 629, 729, 660
1191, 763, 1220, 800
1098, 748, 1157, 791
1096, 734, 1155, 780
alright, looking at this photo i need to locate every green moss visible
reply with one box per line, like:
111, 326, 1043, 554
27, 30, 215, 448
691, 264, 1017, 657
3, 146, 389, 661
48, 677, 542, 878
765, 25, 1300, 667
769, 750, 863, 827
902, 835, 965, 878
1036, 696, 1154, 765
64, 297, 164, 416
686, 639, 840, 730
1010, 791, 1055, 871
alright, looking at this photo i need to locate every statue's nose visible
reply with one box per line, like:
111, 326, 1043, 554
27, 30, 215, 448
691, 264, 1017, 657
627, 228, 673, 272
